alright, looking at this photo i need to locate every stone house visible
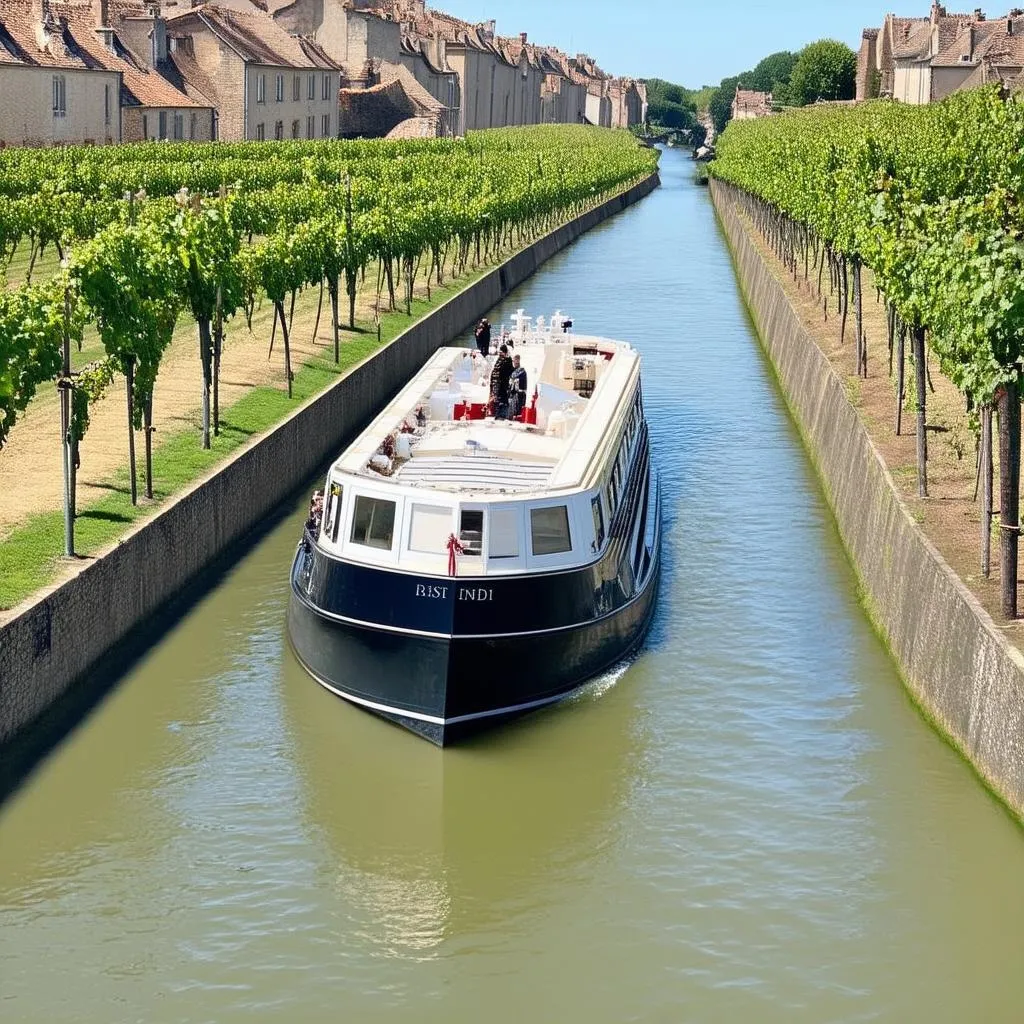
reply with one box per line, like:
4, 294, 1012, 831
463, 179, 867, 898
164, 2, 341, 141
731, 88, 772, 119
0, 0, 123, 145
856, 4, 1024, 104
608, 77, 646, 129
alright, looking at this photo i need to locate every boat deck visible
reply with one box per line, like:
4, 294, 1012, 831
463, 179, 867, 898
334, 318, 640, 498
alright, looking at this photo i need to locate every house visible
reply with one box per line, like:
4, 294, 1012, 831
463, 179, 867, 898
0, 0, 123, 145
164, 2, 341, 141
731, 88, 773, 119
856, 4, 1024, 104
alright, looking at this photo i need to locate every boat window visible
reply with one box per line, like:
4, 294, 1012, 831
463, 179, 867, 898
531, 505, 572, 556
591, 495, 605, 550
409, 503, 452, 554
459, 510, 483, 556
351, 495, 396, 550
489, 508, 520, 558
324, 481, 343, 542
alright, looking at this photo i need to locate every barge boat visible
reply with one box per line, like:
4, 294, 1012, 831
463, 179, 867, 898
287, 310, 661, 745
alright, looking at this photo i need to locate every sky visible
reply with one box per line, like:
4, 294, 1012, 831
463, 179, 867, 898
432, 1, 900, 87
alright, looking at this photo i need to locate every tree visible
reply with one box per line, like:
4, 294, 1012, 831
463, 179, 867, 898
709, 76, 742, 134
788, 40, 857, 106
748, 51, 798, 97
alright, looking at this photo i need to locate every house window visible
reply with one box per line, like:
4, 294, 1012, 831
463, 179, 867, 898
293, 74, 300, 101
321, 113, 330, 137
531, 506, 572, 556
276, 73, 284, 102
52, 75, 66, 118
256, 73, 266, 104
255, 122, 265, 141
306, 115, 314, 139
173, 113, 183, 140
322, 72, 331, 100
158, 110, 167, 140
307, 73, 315, 100
291, 119, 300, 139
142, 113, 149, 138
104, 84, 110, 126
350, 496, 396, 550
274, 120, 283, 140
190, 112, 197, 139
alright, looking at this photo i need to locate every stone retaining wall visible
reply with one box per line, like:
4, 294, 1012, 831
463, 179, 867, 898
711, 180, 1024, 820
0, 173, 659, 747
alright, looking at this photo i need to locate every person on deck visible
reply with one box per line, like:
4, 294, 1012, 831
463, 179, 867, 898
509, 354, 528, 420
474, 318, 491, 357
490, 344, 513, 419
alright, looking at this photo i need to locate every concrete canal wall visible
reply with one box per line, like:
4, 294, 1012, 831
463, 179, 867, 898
0, 173, 659, 749
711, 180, 1024, 820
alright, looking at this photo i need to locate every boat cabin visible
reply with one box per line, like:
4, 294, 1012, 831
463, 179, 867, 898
314, 311, 645, 578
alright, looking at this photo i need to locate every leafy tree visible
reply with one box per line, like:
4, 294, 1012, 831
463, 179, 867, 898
788, 40, 857, 105
709, 76, 743, 134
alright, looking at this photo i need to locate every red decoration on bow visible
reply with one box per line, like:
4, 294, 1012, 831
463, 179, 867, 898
446, 533, 464, 577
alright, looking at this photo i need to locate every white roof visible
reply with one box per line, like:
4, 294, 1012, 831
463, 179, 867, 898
333, 329, 640, 499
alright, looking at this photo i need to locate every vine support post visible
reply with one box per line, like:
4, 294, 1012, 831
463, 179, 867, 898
981, 404, 993, 579
143, 393, 154, 501
913, 326, 928, 497
997, 380, 1021, 619
213, 284, 223, 437
125, 358, 138, 506
275, 300, 293, 399
60, 276, 74, 557
895, 323, 906, 436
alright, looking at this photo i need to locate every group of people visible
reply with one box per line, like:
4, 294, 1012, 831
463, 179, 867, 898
475, 318, 528, 420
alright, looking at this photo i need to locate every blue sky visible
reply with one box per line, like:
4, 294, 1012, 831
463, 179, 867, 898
434, 1, 897, 86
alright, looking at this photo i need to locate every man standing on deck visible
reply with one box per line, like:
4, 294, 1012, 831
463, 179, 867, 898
490, 344, 513, 419
509, 354, 528, 420
474, 318, 491, 357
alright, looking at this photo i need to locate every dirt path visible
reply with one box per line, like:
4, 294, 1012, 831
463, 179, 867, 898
0, 265, 436, 541
744, 217, 1021, 639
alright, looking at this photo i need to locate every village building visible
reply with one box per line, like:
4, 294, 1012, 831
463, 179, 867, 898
731, 88, 773, 119
163, 2, 341, 141
856, 4, 1024, 103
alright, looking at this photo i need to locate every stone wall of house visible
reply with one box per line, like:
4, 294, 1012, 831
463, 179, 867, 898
893, 62, 931, 103
122, 106, 214, 142
0, 65, 120, 146
246, 65, 340, 140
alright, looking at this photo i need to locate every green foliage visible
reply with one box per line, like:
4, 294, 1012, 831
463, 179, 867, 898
0, 279, 65, 447
644, 78, 699, 130
788, 39, 857, 105
709, 87, 1024, 401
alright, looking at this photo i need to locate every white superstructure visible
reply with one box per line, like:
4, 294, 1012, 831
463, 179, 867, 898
316, 311, 645, 578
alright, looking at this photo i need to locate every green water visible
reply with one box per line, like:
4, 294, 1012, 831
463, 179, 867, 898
2, 148, 1023, 1023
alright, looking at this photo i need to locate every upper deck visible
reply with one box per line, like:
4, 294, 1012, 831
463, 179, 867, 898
333, 311, 641, 499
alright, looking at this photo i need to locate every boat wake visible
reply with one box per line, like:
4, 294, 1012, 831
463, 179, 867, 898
571, 655, 637, 704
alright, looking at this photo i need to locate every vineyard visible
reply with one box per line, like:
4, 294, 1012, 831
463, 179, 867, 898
0, 125, 657, 602
708, 88, 1024, 618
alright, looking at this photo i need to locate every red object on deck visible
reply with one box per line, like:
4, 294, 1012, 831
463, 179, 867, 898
453, 401, 467, 421
469, 402, 487, 420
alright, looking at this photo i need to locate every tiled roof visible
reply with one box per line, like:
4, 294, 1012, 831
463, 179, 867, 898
385, 114, 440, 139
160, 47, 218, 107
891, 17, 932, 59
167, 3, 341, 69
378, 59, 443, 112
49, 4, 210, 107
0, 0, 108, 68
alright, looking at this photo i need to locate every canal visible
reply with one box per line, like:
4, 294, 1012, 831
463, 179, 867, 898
3, 146, 1024, 1022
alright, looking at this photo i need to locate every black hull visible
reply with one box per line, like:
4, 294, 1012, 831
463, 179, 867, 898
287, 427, 661, 745
287, 549, 660, 745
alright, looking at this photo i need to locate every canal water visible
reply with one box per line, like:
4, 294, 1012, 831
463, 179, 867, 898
3, 147, 1024, 1023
